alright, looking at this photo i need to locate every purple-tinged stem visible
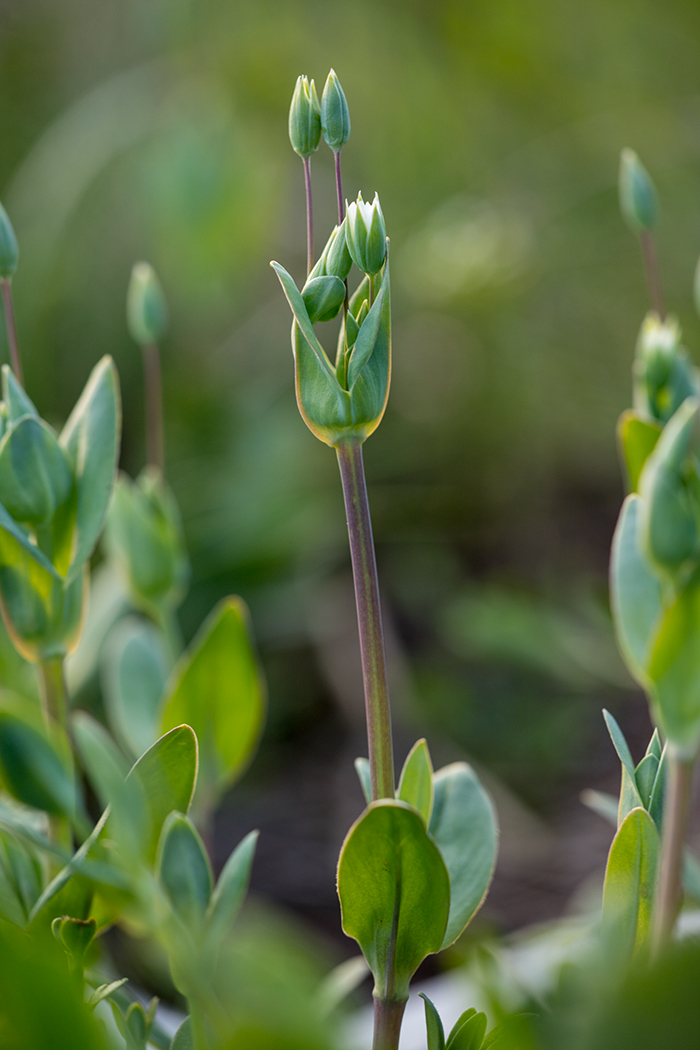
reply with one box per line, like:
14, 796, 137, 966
303, 156, 314, 276
142, 342, 164, 475
334, 151, 345, 225
336, 438, 394, 801
640, 231, 665, 317
1, 278, 23, 386
372, 999, 406, 1050
653, 753, 695, 954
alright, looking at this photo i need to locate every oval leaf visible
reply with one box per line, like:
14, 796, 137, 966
0, 713, 76, 819
128, 725, 198, 864
609, 494, 662, 685
103, 617, 169, 759
397, 739, 433, 825
157, 812, 212, 928
602, 807, 659, 962
647, 573, 700, 752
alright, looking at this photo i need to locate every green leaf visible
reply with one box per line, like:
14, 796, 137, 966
346, 261, 388, 388
157, 812, 212, 928
581, 788, 619, 825
128, 725, 198, 864
88, 978, 129, 1008
397, 738, 433, 825
635, 753, 659, 809
2, 366, 38, 422
648, 745, 667, 827
602, 807, 659, 962
0, 712, 77, 819
447, 1011, 488, 1050
346, 257, 391, 441
270, 263, 342, 390
647, 573, 700, 752
646, 728, 663, 761
617, 411, 661, 493
60, 356, 121, 581
609, 495, 662, 685
291, 320, 353, 446
602, 709, 637, 782
354, 757, 371, 804
103, 617, 169, 759
337, 798, 450, 1001
0, 417, 73, 526
161, 597, 265, 802
420, 993, 446, 1050
204, 829, 258, 947
170, 1018, 193, 1050
429, 762, 498, 948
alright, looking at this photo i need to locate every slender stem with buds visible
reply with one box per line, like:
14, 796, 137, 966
336, 438, 394, 801
142, 342, 164, 475
640, 231, 665, 317
1, 278, 23, 385
303, 156, 314, 277
653, 752, 695, 953
372, 999, 406, 1050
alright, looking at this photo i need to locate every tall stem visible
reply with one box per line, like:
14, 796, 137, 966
640, 231, 665, 318
334, 151, 345, 225
39, 654, 69, 731
142, 342, 164, 475
1, 278, 23, 385
372, 999, 406, 1050
303, 156, 314, 277
336, 439, 394, 800
653, 752, 695, 953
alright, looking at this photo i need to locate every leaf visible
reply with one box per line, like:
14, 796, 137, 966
635, 753, 659, 809
103, 617, 169, 759
316, 956, 370, 1017
0, 712, 77, 819
420, 993, 446, 1050
609, 495, 662, 685
602, 710, 637, 782
683, 850, 700, 902
429, 762, 498, 948
161, 597, 265, 801
337, 798, 450, 1001
170, 1018, 193, 1050
647, 572, 700, 751
128, 725, 198, 864
60, 356, 121, 581
346, 257, 391, 441
88, 977, 129, 1007
292, 321, 353, 446
271, 263, 343, 390
354, 757, 371, 804
617, 410, 661, 493
0, 417, 73, 526
204, 829, 258, 948
601, 807, 659, 962
397, 738, 433, 825
346, 261, 388, 388
447, 1011, 488, 1050
581, 789, 618, 825
646, 727, 663, 761
157, 812, 212, 928
648, 745, 667, 827
2, 366, 39, 423
28, 810, 109, 922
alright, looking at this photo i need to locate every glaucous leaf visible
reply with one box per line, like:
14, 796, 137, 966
602, 806, 659, 962
102, 617, 169, 759
0, 416, 73, 526
204, 829, 258, 948
609, 494, 662, 685
647, 572, 700, 752
447, 1011, 488, 1050
397, 738, 433, 825
0, 712, 77, 819
337, 798, 450, 1001
127, 725, 198, 864
617, 410, 661, 493
429, 762, 498, 948
157, 812, 212, 928
170, 1018, 193, 1050
354, 757, 371, 804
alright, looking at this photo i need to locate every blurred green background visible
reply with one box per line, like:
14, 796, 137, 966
2, 0, 700, 947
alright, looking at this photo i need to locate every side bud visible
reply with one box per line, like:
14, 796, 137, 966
633, 313, 697, 425
346, 193, 387, 276
0, 201, 19, 279
321, 69, 351, 153
619, 148, 658, 234
289, 76, 321, 158
127, 262, 168, 346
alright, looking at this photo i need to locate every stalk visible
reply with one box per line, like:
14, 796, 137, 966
653, 752, 695, 952
372, 999, 406, 1050
39, 654, 69, 731
303, 156, 314, 276
334, 151, 345, 225
142, 342, 164, 475
336, 438, 394, 801
640, 231, 665, 317
1, 278, 23, 385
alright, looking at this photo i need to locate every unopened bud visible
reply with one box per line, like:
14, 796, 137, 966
0, 201, 19, 279
321, 69, 350, 153
634, 313, 697, 424
302, 275, 345, 324
127, 262, 168, 346
345, 193, 386, 275
289, 76, 321, 159
619, 149, 658, 234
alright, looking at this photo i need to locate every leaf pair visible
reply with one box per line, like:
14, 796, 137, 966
421, 994, 499, 1050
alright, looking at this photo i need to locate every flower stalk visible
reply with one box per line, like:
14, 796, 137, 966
1, 279, 23, 386
653, 752, 695, 952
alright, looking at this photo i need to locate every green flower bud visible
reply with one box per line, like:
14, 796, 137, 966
127, 262, 168, 346
633, 313, 697, 425
308, 222, 353, 282
619, 148, 658, 234
345, 193, 387, 275
302, 275, 346, 324
638, 397, 700, 573
0, 201, 19, 279
321, 69, 350, 153
288, 76, 321, 159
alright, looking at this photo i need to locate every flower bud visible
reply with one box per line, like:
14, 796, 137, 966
0, 201, 19, 279
127, 262, 169, 346
321, 69, 350, 153
288, 76, 321, 159
619, 149, 658, 234
324, 221, 353, 280
302, 275, 346, 324
633, 313, 697, 424
345, 193, 387, 275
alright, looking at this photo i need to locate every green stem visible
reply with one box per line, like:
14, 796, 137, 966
38, 654, 69, 731
372, 999, 406, 1050
142, 342, 164, 475
653, 752, 695, 953
1, 277, 23, 385
336, 438, 394, 801
640, 230, 665, 318
304, 155, 314, 277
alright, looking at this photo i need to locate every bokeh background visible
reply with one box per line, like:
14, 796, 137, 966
3, 0, 700, 966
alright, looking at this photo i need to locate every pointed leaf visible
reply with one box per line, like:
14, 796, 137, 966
271, 263, 342, 389
354, 757, 371, 804
447, 1011, 488, 1050
0, 712, 77, 819
420, 993, 446, 1050
648, 745, 667, 827
610, 494, 662, 685
429, 762, 498, 948
647, 573, 700, 751
397, 738, 433, 825
128, 725, 198, 863
60, 356, 120, 580
103, 617, 169, 759
346, 261, 388, 388
157, 812, 212, 928
602, 807, 659, 962
581, 789, 618, 825
88, 977, 129, 1007
337, 798, 450, 1001
2, 366, 38, 422
292, 321, 353, 445
617, 410, 661, 493
161, 597, 265, 798
602, 710, 637, 782
170, 1018, 193, 1050
205, 829, 258, 947
635, 753, 659, 809
0, 417, 73, 526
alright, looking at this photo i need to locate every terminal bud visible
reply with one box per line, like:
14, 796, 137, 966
346, 193, 386, 276
0, 201, 19, 279
619, 148, 658, 234
321, 69, 351, 153
127, 262, 168, 347
289, 76, 322, 159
